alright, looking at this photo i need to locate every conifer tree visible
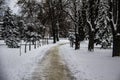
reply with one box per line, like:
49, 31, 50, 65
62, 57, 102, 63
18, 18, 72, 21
2, 7, 20, 48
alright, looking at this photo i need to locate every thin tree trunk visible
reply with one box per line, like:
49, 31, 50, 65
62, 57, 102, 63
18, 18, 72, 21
20, 43, 22, 56
56, 32, 59, 41
47, 38, 49, 44
75, 34, 80, 50
25, 42, 27, 53
52, 23, 56, 43
34, 41, 36, 49
75, 24, 80, 50
29, 41, 31, 51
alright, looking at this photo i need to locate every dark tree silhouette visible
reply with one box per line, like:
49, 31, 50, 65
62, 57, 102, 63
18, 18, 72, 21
87, 0, 100, 51
108, 0, 120, 56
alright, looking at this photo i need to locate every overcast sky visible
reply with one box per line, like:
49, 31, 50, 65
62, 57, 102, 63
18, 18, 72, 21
6, 0, 20, 14
6, 0, 43, 15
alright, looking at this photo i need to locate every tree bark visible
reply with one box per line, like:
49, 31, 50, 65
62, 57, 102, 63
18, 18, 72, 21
75, 34, 80, 50
109, 0, 120, 57
50, 1, 56, 43
25, 43, 27, 53
75, 23, 80, 50
87, 0, 99, 51
52, 23, 56, 43
29, 41, 31, 51
87, 21, 95, 51
88, 31, 94, 51
112, 35, 120, 57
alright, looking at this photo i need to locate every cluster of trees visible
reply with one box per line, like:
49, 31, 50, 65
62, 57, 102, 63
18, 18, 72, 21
0, 0, 120, 57
80, 0, 120, 57
63, 0, 120, 57
0, 0, 46, 48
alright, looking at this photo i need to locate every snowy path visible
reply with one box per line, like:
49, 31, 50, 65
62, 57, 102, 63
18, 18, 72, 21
1, 40, 120, 80
29, 44, 74, 80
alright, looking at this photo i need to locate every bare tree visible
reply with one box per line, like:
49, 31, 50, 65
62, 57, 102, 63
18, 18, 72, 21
40, 0, 69, 43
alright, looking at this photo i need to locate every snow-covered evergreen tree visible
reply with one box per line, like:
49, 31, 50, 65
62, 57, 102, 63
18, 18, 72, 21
17, 0, 43, 43
2, 7, 20, 48
95, 0, 112, 49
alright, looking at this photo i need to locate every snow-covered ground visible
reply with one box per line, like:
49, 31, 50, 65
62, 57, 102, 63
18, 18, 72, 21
0, 39, 120, 80
0, 39, 68, 80
59, 41, 120, 80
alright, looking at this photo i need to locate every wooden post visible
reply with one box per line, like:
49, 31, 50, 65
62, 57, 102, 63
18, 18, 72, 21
29, 41, 31, 51
19, 42, 22, 56
25, 42, 27, 53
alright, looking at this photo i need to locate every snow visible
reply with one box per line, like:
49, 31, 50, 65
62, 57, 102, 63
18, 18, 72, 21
0, 40, 5, 45
0, 39, 120, 80
59, 41, 120, 80
0, 39, 68, 80
5, 0, 20, 14
0, 39, 64, 80
117, 33, 120, 36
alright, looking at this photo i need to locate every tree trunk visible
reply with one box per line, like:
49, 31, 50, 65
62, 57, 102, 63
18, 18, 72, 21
87, 0, 99, 52
25, 43, 27, 53
109, 0, 120, 57
75, 34, 78, 50
34, 41, 36, 49
19, 42, 22, 56
112, 35, 120, 57
29, 41, 31, 51
110, 19, 120, 57
52, 26, 56, 43
56, 29, 59, 41
47, 38, 49, 44
87, 21, 95, 51
88, 31, 94, 51
51, 3, 56, 43
75, 26, 80, 50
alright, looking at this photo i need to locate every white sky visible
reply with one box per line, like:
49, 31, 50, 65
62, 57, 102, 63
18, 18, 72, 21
5, 0, 20, 14
6, 0, 41, 15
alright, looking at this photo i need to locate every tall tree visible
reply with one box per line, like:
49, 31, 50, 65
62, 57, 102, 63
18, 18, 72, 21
64, 0, 82, 49
2, 7, 20, 48
17, 0, 42, 43
78, 0, 86, 42
47, 0, 57, 43
87, 0, 100, 51
108, 0, 120, 56
94, 0, 112, 49
40, 0, 69, 43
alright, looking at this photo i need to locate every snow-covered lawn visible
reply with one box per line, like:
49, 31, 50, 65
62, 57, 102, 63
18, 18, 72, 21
60, 41, 120, 80
0, 39, 68, 80
1, 39, 120, 80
